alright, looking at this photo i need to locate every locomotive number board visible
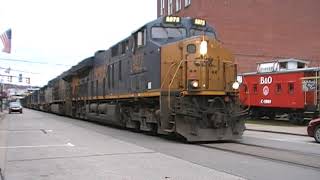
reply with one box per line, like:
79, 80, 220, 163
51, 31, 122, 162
193, 18, 206, 26
164, 16, 181, 24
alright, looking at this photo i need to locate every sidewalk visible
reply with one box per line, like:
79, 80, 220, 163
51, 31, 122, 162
2, 109, 244, 180
0, 110, 7, 180
245, 123, 308, 136
0, 111, 5, 120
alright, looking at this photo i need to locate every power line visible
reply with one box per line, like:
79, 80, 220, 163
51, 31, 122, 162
0, 66, 40, 74
0, 58, 72, 66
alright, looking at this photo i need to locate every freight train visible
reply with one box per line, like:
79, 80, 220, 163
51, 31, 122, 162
239, 58, 320, 125
23, 16, 246, 142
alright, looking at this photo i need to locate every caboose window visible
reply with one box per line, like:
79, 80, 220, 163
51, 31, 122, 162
276, 83, 282, 94
288, 82, 294, 94
151, 27, 186, 40
253, 84, 258, 94
244, 84, 248, 94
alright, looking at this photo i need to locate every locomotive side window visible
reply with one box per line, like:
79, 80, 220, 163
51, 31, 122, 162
288, 82, 294, 94
120, 40, 129, 54
111, 46, 118, 57
135, 28, 146, 48
276, 83, 282, 94
253, 84, 258, 94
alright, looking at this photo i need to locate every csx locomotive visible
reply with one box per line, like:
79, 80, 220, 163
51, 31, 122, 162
23, 16, 245, 141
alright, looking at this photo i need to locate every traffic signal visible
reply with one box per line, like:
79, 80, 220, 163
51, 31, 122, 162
19, 74, 22, 82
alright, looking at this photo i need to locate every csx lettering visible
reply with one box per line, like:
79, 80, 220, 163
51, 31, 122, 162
260, 76, 272, 85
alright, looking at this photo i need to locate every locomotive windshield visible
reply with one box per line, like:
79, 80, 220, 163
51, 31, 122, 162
190, 29, 216, 38
151, 27, 187, 40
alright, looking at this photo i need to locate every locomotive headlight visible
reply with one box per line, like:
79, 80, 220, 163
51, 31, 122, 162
232, 81, 240, 90
200, 40, 208, 56
191, 80, 199, 88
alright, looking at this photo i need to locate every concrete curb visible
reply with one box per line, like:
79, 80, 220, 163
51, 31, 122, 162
246, 128, 308, 137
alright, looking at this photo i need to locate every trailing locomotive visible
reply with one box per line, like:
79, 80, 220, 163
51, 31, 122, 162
239, 59, 320, 124
23, 16, 245, 141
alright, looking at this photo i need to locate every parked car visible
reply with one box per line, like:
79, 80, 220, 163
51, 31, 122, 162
307, 118, 320, 143
9, 102, 23, 114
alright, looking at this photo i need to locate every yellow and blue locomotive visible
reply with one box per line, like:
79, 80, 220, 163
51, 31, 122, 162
24, 16, 245, 141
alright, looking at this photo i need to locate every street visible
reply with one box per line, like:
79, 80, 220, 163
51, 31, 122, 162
1, 109, 320, 180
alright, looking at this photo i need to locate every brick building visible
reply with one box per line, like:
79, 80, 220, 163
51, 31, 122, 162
157, 0, 320, 72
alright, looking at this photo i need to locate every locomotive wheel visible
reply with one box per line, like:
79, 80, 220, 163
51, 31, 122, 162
314, 125, 320, 143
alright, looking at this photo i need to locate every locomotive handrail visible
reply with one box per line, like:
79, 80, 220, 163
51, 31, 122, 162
160, 62, 178, 89
168, 58, 186, 110
167, 59, 210, 110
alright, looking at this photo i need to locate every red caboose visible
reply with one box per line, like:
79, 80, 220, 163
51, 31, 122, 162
239, 59, 320, 124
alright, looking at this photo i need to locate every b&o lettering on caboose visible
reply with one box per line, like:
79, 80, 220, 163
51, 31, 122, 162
260, 76, 272, 85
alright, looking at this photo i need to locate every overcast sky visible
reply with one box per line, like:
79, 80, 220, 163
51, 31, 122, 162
0, 0, 156, 86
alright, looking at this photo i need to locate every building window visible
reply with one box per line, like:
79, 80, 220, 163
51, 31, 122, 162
160, 0, 165, 16
288, 82, 294, 94
184, 0, 191, 7
168, 0, 173, 15
176, 0, 181, 12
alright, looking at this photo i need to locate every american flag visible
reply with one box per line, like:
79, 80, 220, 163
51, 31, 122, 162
0, 29, 12, 53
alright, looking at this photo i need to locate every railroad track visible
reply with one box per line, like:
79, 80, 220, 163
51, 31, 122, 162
200, 141, 320, 170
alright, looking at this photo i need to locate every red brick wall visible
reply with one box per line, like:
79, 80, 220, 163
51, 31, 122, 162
157, 0, 320, 73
